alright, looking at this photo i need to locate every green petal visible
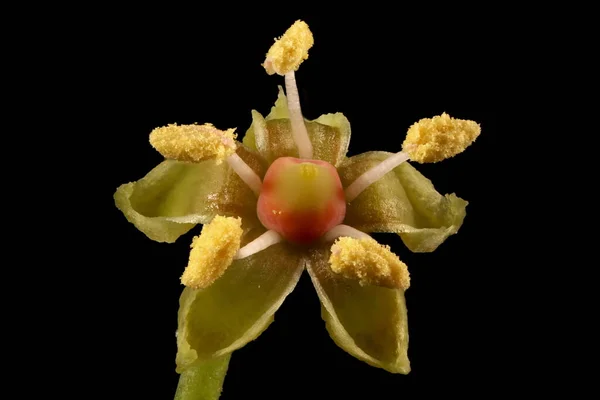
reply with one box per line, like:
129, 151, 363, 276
114, 145, 266, 243
243, 86, 289, 150
265, 85, 290, 121
114, 160, 222, 243
176, 242, 304, 372
306, 245, 410, 374
242, 125, 257, 151
310, 112, 351, 167
338, 151, 467, 252
243, 87, 351, 167
174, 354, 230, 400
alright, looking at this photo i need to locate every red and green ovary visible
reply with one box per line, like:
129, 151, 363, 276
257, 157, 346, 244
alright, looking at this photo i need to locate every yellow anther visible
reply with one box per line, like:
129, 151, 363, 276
263, 20, 314, 76
180, 215, 243, 289
329, 237, 410, 290
149, 123, 237, 164
402, 112, 481, 163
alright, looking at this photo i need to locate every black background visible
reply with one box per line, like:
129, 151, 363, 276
101, 11, 511, 399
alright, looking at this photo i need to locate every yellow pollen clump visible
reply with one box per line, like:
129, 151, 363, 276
329, 237, 410, 290
402, 112, 481, 163
149, 123, 237, 164
180, 215, 243, 289
263, 20, 314, 76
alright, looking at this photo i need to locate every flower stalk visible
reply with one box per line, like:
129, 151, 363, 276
174, 354, 231, 400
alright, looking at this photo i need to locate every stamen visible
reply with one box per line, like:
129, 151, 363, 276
345, 151, 410, 202
149, 122, 262, 195
345, 113, 481, 202
226, 153, 262, 196
235, 230, 282, 260
181, 216, 243, 289
322, 224, 370, 242
285, 71, 313, 159
329, 236, 410, 290
262, 20, 314, 159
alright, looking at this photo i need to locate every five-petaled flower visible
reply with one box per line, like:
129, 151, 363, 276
114, 20, 480, 399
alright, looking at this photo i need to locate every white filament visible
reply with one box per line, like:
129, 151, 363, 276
322, 224, 370, 242
235, 230, 283, 260
344, 151, 410, 202
226, 153, 263, 196
285, 71, 313, 159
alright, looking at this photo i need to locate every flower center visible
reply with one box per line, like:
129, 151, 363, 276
257, 157, 346, 244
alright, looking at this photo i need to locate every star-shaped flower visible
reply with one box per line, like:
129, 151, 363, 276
114, 20, 480, 399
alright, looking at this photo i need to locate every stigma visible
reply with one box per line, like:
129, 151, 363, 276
257, 157, 346, 244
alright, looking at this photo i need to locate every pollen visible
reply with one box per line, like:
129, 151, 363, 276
402, 112, 481, 163
329, 237, 410, 290
263, 20, 314, 76
180, 215, 243, 289
149, 123, 237, 164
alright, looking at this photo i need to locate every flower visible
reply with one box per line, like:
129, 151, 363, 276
114, 20, 480, 399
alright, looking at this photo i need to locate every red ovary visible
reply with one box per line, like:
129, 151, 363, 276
257, 157, 346, 244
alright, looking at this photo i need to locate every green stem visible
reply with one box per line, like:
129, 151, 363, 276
174, 354, 232, 400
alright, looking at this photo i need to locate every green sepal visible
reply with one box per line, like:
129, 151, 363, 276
338, 151, 467, 252
176, 242, 304, 371
306, 245, 410, 374
114, 144, 266, 243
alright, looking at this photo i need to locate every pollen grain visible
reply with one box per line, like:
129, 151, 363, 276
329, 237, 410, 290
150, 123, 237, 164
263, 20, 314, 76
402, 112, 480, 163
180, 215, 243, 289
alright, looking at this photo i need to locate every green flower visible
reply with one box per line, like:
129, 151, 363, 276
114, 20, 480, 400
